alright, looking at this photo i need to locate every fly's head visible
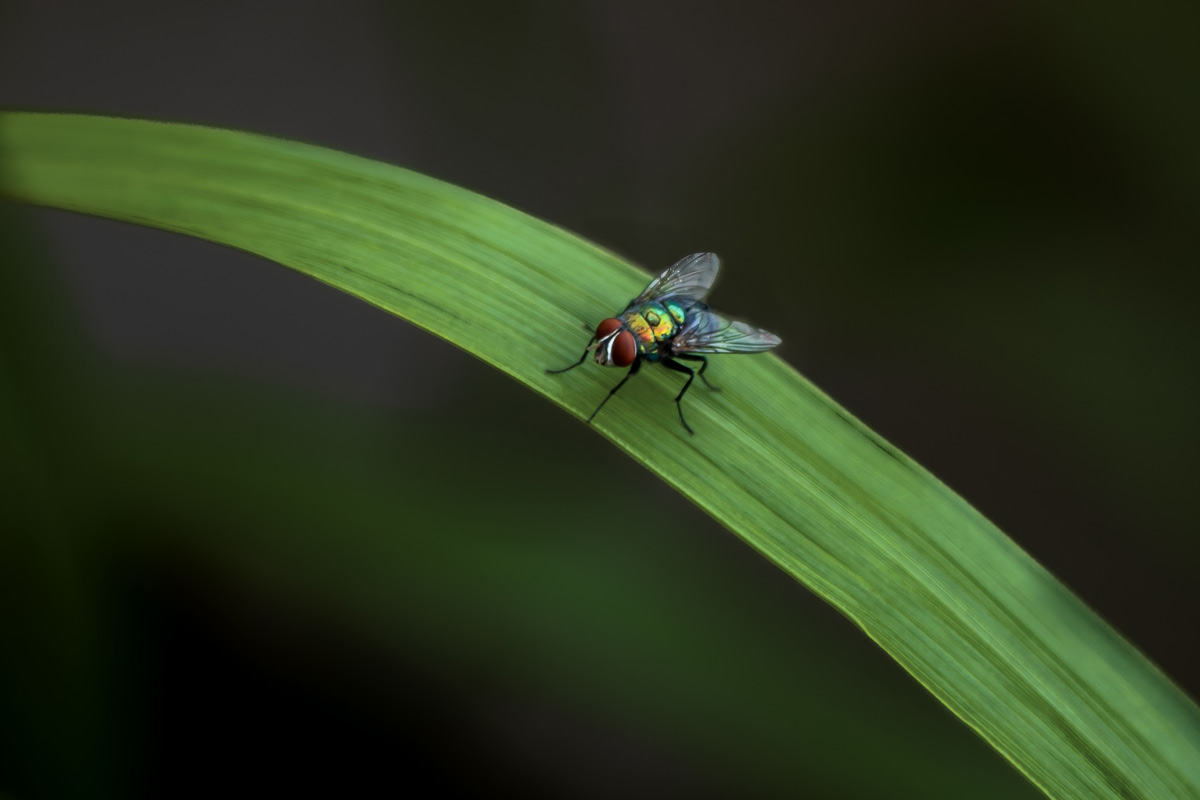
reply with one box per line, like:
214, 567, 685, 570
590, 318, 637, 368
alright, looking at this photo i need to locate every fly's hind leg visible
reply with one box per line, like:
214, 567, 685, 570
677, 354, 720, 392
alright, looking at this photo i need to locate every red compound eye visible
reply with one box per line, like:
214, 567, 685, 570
611, 330, 637, 367
595, 318, 623, 339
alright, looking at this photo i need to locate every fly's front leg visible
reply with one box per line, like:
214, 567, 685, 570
661, 359, 697, 435
546, 339, 595, 374
587, 359, 641, 424
677, 354, 720, 391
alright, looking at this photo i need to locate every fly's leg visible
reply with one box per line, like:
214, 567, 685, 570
677, 354, 720, 391
661, 359, 697, 436
587, 359, 641, 424
546, 339, 595, 374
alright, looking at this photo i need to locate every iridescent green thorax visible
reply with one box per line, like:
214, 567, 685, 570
621, 299, 696, 361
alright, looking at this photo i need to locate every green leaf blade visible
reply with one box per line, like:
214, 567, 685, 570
2, 111, 1198, 799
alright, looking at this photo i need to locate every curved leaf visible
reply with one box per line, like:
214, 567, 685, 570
2, 112, 1198, 799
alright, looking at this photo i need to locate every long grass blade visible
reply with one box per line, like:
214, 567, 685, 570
2, 112, 1198, 799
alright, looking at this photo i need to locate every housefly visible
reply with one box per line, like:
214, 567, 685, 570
547, 253, 781, 435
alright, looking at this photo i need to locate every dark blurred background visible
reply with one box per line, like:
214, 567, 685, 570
1, 1, 1198, 797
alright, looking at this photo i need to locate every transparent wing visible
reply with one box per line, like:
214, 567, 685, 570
633, 252, 720, 304
672, 308, 782, 354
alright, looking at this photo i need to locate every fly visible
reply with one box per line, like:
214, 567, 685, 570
547, 252, 781, 435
